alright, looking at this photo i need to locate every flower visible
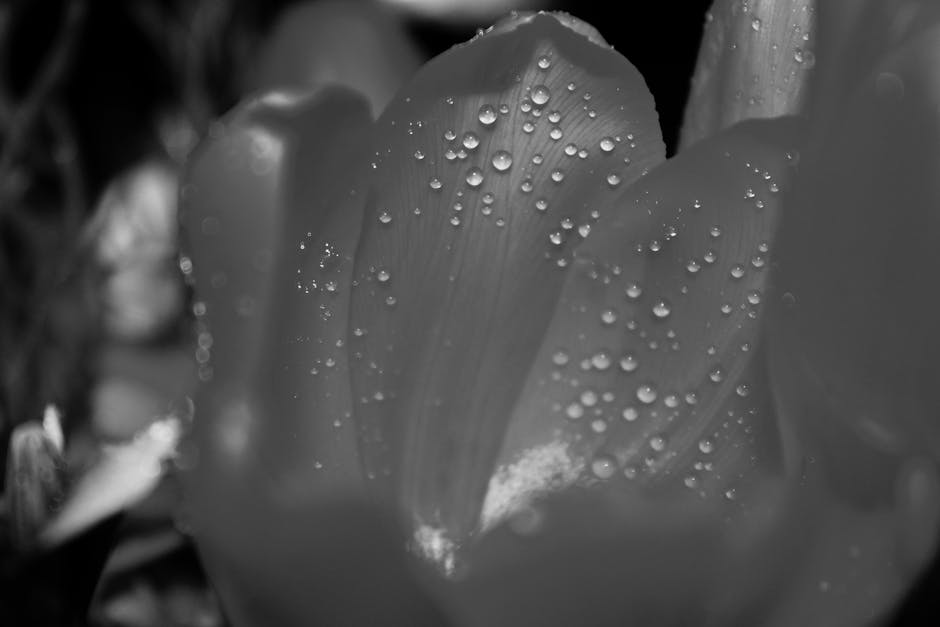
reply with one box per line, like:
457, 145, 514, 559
178, 3, 940, 626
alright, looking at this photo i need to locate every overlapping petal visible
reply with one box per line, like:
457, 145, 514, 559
346, 12, 666, 559
680, 0, 815, 149
489, 117, 803, 529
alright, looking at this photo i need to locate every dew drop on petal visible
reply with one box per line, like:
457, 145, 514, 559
636, 383, 658, 404
535, 198, 548, 212
537, 55, 552, 70
478, 104, 497, 126
698, 439, 714, 454
730, 265, 745, 279
378, 211, 392, 225
564, 143, 578, 156
551, 169, 565, 183
552, 350, 569, 366
652, 300, 672, 319
491, 150, 513, 172
625, 283, 643, 300
444, 130, 456, 141
622, 407, 638, 422
591, 351, 612, 370
466, 167, 484, 187
376, 269, 391, 283
591, 455, 616, 479
601, 309, 618, 325
649, 435, 666, 452
549, 127, 563, 141
607, 173, 622, 187
414, 149, 425, 160
429, 177, 442, 190
599, 137, 615, 153
565, 403, 584, 420
619, 353, 639, 372
462, 132, 480, 149
531, 85, 551, 105
736, 384, 750, 397
751, 17, 761, 31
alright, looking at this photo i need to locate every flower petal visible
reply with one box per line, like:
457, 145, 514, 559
347, 12, 665, 561
679, 0, 815, 150
489, 117, 804, 528
767, 21, 940, 505
180, 88, 376, 624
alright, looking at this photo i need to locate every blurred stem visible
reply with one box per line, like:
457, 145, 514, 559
0, 0, 87, 214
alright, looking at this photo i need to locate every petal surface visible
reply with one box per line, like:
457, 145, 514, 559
491, 117, 804, 529
680, 0, 815, 149
347, 12, 665, 564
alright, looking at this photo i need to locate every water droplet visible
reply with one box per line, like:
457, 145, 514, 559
730, 265, 745, 279
709, 368, 723, 383
444, 130, 457, 141
549, 231, 564, 246
591, 352, 611, 370
747, 290, 761, 305
520, 178, 533, 193
462, 132, 480, 149
376, 269, 390, 283
591, 455, 616, 479
491, 150, 513, 172
537, 55, 552, 70
378, 211, 392, 224
531, 85, 551, 105
478, 104, 497, 126
591, 419, 607, 434
687, 259, 701, 274
577, 224, 591, 238
751, 17, 761, 31
429, 177, 442, 190
649, 435, 666, 452
414, 149, 425, 160
466, 167, 484, 187
607, 173, 622, 187
523, 121, 535, 134
551, 169, 565, 183
552, 350, 569, 366
565, 403, 584, 420
567, 82, 576, 91
600, 137, 615, 153
564, 143, 578, 156
535, 198, 548, 212
685, 392, 698, 405
532, 154, 544, 165
698, 439, 714, 454
736, 384, 750, 397
601, 309, 618, 325
619, 353, 639, 372
482, 192, 495, 205
724, 488, 737, 501
548, 110, 562, 124
580, 389, 598, 407
578, 149, 589, 159
652, 300, 672, 319
636, 384, 658, 404
703, 250, 717, 264
709, 225, 722, 238
622, 407, 638, 422
450, 215, 461, 226
549, 127, 563, 141
385, 296, 397, 306
625, 283, 643, 300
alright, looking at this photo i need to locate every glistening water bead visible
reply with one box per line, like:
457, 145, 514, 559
531, 85, 551, 105
478, 104, 497, 126
491, 151, 513, 171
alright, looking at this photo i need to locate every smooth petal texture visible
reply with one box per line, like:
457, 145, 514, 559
680, 0, 815, 150
180, 88, 376, 625
249, 1, 424, 118
767, 22, 940, 507
347, 12, 665, 563
490, 118, 803, 528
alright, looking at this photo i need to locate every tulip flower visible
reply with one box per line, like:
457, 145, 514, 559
178, 3, 940, 626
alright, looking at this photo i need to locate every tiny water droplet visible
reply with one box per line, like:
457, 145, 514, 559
520, 178, 534, 193
535, 198, 548, 211
736, 384, 750, 397
652, 300, 672, 319
531, 85, 551, 105
637, 384, 658, 404
591, 455, 616, 479
580, 389, 598, 407
548, 110, 561, 124
492, 150, 513, 172
565, 403, 584, 420
591, 351, 611, 370
462, 132, 480, 149
619, 353, 638, 372
450, 215, 461, 226
444, 130, 457, 141
549, 231, 564, 245
466, 167, 484, 187
478, 104, 497, 126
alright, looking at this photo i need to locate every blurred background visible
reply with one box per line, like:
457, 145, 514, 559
0, 0, 933, 625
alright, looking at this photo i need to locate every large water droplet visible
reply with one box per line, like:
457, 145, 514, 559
491, 150, 513, 172
636, 384, 658, 404
531, 85, 551, 105
652, 300, 672, 319
466, 167, 484, 187
478, 104, 497, 126
462, 132, 480, 150
591, 455, 616, 479
599, 137, 615, 153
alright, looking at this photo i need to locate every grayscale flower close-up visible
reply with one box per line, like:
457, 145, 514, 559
1, 1, 939, 626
